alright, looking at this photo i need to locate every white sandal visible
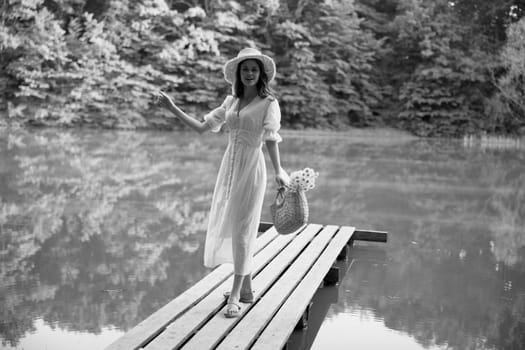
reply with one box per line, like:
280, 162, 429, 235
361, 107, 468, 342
224, 302, 241, 318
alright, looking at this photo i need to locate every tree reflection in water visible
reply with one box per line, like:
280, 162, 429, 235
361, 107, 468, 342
0, 129, 524, 350
0, 129, 218, 347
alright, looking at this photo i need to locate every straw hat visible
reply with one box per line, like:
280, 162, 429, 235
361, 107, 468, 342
223, 47, 276, 84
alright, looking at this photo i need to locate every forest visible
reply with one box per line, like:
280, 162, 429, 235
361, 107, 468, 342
1, 0, 524, 137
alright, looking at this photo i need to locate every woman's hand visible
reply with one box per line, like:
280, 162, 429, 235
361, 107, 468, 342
275, 167, 290, 187
156, 91, 177, 112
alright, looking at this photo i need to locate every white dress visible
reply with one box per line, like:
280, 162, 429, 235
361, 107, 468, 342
203, 94, 282, 275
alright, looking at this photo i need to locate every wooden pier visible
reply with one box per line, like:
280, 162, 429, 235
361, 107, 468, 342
105, 222, 387, 350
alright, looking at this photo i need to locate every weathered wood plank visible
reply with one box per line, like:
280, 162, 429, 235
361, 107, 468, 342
213, 225, 342, 350
251, 226, 355, 350
104, 227, 279, 350
180, 224, 326, 350
143, 226, 310, 350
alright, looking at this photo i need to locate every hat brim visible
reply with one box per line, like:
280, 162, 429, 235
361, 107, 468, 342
223, 54, 276, 84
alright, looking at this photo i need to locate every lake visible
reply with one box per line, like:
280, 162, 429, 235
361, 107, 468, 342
0, 128, 524, 350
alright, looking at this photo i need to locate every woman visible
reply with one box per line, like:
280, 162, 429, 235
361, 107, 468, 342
157, 47, 289, 318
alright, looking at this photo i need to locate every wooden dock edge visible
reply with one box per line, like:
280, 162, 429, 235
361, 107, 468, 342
109, 223, 386, 350
352, 229, 388, 243
259, 222, 388, 243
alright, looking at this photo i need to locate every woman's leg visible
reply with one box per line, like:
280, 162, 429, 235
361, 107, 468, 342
228, 274, 243, 303
225, 274, 243, 317
241, 273, 253, 297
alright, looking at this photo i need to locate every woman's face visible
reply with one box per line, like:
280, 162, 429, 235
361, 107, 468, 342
239, 59, 260, 88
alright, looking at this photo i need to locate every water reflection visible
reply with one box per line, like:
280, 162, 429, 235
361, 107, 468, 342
0, 128, 524, 350
0, 129, 217, 348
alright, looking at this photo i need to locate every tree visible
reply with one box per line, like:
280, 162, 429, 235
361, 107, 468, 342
264, 0, 384, 128
451, 0, 525, 48
391, 0, 489, 137
1, 0, 168, 128
487, 17, 525, 134
2, 0, 524, 135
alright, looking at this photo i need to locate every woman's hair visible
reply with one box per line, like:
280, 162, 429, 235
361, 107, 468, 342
233, 59, 274, 98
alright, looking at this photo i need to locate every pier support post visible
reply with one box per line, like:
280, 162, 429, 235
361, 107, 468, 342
323, 266, 340, 286
295, 301, 313, 331
337, 245, 348, 261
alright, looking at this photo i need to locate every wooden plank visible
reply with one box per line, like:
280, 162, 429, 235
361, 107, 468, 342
143, 226, 310, 350
104, 227, 279, 350
213, 225, 341, 350
353, 229, 387, 243
179, 224, 326, 350
252, 226, 355, 350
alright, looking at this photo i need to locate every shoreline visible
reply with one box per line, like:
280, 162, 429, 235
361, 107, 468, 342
1, 125, 524, 146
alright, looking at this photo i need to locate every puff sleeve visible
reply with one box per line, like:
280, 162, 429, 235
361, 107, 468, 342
262, 99, 282, 143
204, 95, 233, 132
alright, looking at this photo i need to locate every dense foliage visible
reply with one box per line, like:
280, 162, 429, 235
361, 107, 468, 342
1, 0, 524, 136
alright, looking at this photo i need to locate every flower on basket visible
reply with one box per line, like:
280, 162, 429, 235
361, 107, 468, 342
289, 167, 319, 192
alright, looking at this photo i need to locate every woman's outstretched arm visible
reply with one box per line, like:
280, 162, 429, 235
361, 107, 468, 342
157, 91, 211, 133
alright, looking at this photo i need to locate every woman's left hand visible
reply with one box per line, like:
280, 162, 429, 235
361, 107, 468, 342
275, 167, 290, 187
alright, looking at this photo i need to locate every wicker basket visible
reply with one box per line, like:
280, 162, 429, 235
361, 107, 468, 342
270, 186, 309, 235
